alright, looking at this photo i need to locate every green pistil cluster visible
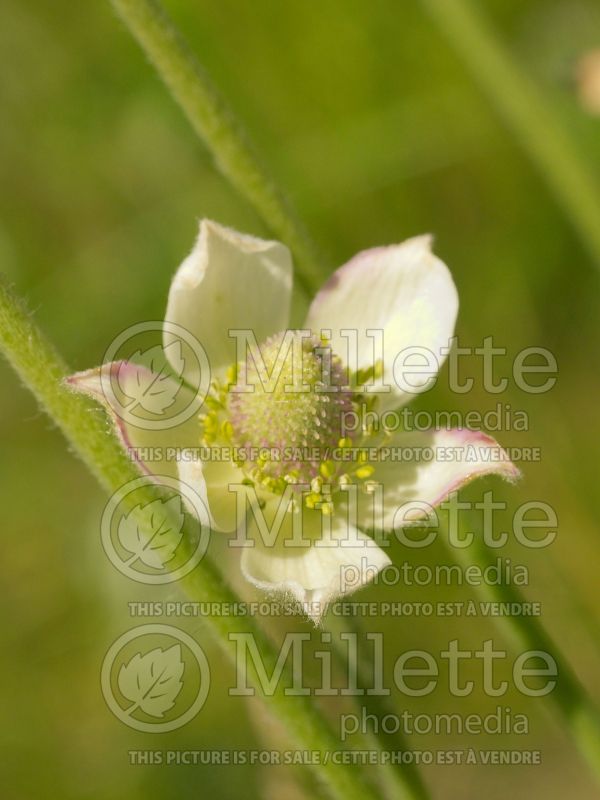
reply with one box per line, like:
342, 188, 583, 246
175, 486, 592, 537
199, 332, 382, 513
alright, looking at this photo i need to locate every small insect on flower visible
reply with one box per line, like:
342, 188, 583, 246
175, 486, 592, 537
67, 220, 519, 622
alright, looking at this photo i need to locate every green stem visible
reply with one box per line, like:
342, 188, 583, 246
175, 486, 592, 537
109, 0, 323, 294
0, 274, 380, 800
421, 0, 600, 268
443, 521, 600, 785
327, 614, 430, 800
98, 8, 431, 787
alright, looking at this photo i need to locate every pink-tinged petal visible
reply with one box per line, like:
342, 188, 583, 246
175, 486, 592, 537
241, 500, 391, 623
65, 362, 200, 481
164, 219, 293, 382
357, 429, 520, 531
177, 450, 243, 532
305, 236, 458, 411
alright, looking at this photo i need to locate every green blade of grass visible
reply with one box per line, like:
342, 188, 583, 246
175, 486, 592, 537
422, 0, 600, 269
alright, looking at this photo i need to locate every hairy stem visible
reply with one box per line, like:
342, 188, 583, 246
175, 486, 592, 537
101, 2, 431, 794
109, 0, 323, 294
326, 613, 430, 800
0, 274, 385, 800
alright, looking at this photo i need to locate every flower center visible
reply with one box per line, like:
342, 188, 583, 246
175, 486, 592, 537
226, 332, 353, 487
200, 331, 380, 512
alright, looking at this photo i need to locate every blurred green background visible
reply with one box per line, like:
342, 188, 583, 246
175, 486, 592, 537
1, 1, 600, 798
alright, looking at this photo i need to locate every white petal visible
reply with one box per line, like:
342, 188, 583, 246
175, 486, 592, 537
241, 502, 391, 623
65, 362, 199, 480
177, 451, 242, 532
305, 236, 458, 410
164, 219, 293, 382
358, 429, 520, 531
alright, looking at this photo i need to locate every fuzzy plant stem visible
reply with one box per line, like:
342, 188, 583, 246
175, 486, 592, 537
0, 274, 401, 800
109, 0, 324, 295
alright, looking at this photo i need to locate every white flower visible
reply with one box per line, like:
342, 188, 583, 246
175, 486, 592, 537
67, 220, 519, 621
